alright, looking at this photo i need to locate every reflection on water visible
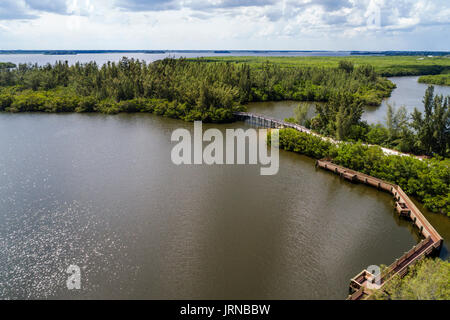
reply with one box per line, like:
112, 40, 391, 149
0, 200, 136, 299
1, 113, 444, 299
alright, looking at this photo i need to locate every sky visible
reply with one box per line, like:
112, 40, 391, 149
0, 0, 449, 50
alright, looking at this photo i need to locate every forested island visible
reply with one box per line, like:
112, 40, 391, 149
0, 56, 448, 215
0, 57, 395, 118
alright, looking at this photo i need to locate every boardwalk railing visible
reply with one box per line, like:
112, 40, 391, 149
380, 236, 434, 284
234, 111, 339, 144
315, 160, 443, 300
348, 287, 368, 301
233, 112, 423, 159
233, 112, 442, 299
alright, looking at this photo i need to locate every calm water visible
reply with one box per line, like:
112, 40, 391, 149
363, 76, 450, 124
1, 113, 446, 299
247, 77, 450, 125
247, 101, 318, 122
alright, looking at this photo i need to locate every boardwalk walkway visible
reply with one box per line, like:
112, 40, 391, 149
234, 111, 442, 299
316, 160, 443, 300
234, 111, 423, 159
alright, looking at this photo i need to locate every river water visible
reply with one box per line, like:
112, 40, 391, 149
1, 112, 438, 299
0, 51, 351, 66
245, 77, 450, 252
364, 76, 450, 124
0, 56, 449, 299
247, 77, 450, 125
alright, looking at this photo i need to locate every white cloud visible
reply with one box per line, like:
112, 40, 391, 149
0, 0, 448, 50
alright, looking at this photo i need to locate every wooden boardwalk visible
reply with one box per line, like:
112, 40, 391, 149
234, 112, 423, 158
234, 111, 307, 130
234, 111, 334, 141
234, 111, 442, 299
316, 160, 443, 300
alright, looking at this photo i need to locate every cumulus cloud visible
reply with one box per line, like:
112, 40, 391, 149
116, 0, 277, 12
3, 0, 449, 33
25, 0, 68, 14
187, 0, 277, 10
0, 0, 96, 20
291, 0, 352, 12
0, 0, 38, 20
116, 0, 180, 11
0, 0, 449, 50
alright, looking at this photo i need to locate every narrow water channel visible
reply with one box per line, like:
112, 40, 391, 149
246, 77, 450, 126
245, 76, 450, 260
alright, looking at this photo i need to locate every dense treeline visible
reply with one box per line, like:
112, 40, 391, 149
295, 86, 450, 157
243, 60, 394, 106
0, 57, 393, 122
368, 87, 450, 157
0, 62, 15, 70
0, 59, 249, 122
273, 128, 449, 215
203, 55, 450, 77
378, 65, 450, 77
1, 58, 448, 213
419, 73, 450, 86
1, 57, 446, 155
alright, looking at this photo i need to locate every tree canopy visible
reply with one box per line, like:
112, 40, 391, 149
373, 258, 450, 300
0, 57, 394, 123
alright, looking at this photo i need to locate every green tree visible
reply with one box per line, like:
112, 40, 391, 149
294, 102, 311, 125
313, 92, 364, 140
338, 60, 354, 73
367, 124, 390, 145
411, 86, 450, 156
373, 258, 450, 300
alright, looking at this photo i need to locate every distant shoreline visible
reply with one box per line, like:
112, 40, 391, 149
0, 50, 449, 56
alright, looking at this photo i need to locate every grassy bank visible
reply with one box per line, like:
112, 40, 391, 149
196, 55, 450, 77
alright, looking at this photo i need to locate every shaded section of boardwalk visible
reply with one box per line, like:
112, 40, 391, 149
316, 160, 443, 300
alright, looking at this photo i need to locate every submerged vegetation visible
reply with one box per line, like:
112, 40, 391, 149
373, 258, 450, 300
